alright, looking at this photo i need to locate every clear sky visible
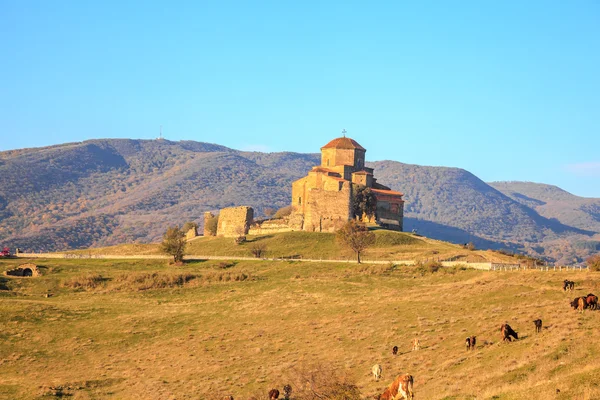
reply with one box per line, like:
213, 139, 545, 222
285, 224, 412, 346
2, 1, 599, 197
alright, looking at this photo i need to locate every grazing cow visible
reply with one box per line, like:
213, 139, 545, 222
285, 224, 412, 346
563, 280, 575, 291
223, 396, 234, 400
586, 293, 598, 310
392, 345, 398, 355
465, 336, 476, 350
571, 297, 584, 310
268, 389, 279, 400
578, 297, 586, 313
412, 338, 420, 351
501, 323, 518, 342
375, 374, 414, 400
372, 364, 383, 381
533, 319, 542, 333
282, 384, 292, 400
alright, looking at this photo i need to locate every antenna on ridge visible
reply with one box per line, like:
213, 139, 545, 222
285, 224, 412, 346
159, 125, 163, 140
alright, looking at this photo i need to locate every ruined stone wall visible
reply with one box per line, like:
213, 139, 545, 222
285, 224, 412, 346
303, 182, 352, 232
185, 227, 197, 241
216, 206, 254, 237
248, 219, 293, 235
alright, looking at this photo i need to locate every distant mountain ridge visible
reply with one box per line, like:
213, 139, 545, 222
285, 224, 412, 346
0, 139, 598, 263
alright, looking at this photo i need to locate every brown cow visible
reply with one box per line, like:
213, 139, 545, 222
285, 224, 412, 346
586, 293, 598, 310
571, 297, 585, 310
268, 389, 279, 400
466, 336, 477, 350
501, 323, 518, 342
392, 345, 398, 355
533, 319, 542, 333
375, 374, 414, 400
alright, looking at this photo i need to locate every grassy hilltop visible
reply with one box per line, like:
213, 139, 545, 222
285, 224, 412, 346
70, 230, 518, 264
1, 239, 600, 399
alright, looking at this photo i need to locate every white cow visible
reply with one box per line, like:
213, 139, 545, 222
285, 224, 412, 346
372, 364, 382, 381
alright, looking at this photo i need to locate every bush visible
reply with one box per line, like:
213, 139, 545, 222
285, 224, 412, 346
587, 255, 600, 271
113, 272, 196, 291
415, 260, 443, 275
289, 363, 362, 400
274, 205, 292, 219
161, 226, 186, 262
62, 274, 106, 290
182, 221, 198, 235
204, 215, 219, 236
250, 243, 267, 258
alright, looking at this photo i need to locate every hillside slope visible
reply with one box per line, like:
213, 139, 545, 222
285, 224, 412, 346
489, 181, 600, 233
1, 258, 599, 399
0, 139, 597, 262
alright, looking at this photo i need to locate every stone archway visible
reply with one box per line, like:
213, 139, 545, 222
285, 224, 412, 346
4, 264, 40, 277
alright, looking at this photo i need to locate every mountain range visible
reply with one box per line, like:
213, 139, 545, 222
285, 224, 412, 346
0, 138, 598, 264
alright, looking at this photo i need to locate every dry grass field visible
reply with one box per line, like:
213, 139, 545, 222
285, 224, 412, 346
1, 252, 599, 400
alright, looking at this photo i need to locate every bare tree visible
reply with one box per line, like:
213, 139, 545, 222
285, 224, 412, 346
250, 243, 267, 258
336, 220, 375, 263
263, 207, 277, 219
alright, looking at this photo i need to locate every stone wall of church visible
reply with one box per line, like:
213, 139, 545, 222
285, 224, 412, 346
303, 182, 352, 232
216, 206, 254, 237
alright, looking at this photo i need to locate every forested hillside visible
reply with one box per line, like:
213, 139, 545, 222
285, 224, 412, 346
0, 139, 598, 263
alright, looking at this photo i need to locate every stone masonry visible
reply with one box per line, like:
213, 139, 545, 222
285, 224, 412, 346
290, 136, 404, 232
216, 206, 254, 237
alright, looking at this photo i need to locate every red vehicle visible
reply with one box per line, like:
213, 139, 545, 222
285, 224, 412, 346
0, 247, 10, 257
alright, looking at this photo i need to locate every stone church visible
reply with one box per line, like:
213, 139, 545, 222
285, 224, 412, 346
290, 136, 404, 232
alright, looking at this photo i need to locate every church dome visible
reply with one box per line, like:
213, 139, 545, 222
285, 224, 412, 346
321, 137, 366, 151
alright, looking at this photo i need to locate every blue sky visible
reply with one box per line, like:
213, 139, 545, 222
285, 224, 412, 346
2, 1, 599, 196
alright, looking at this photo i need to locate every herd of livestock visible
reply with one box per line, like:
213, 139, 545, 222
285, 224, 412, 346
223, 278, 596, 400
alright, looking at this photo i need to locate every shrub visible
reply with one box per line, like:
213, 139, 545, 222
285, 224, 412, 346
62, 274, 106, 290
250, 243, 267, 258
415, 260, 443, 275
587, 255, 600, 271
113, 272, 196, 291
274, 205, 292, 219
161, 226, 186, 262
289, 363, 362, 400
204, 215, 219, 236
182, 221, 198, 234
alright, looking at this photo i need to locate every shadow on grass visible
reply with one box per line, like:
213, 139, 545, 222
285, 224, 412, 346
0, 276, 10, 291
247, 235, 274, 243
